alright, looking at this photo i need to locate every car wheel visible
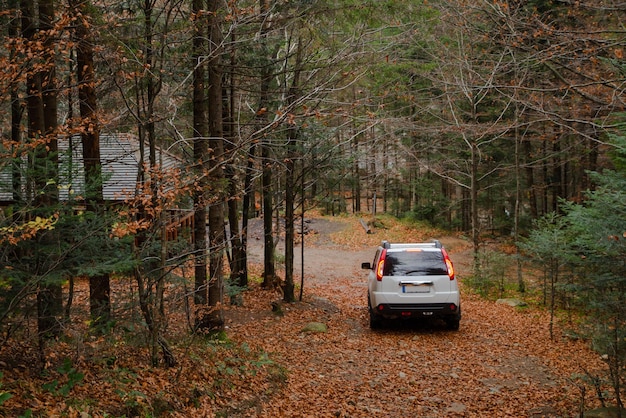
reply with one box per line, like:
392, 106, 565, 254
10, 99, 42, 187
369, 309, 383, 329
368, 294, 383, 330
446, 317, 460, 331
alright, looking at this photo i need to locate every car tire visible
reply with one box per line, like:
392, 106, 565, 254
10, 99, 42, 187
369, 309, 383, 329
368, 294, 383, 330
445, 318, 460, 331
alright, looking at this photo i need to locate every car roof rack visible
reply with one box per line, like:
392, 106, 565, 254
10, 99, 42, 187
381, 240, 442, 249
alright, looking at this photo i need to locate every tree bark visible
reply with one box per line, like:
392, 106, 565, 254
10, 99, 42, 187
514, 115, 525, 293
258, 0, 276, 288
223, 32, 246, 288
22, 0, 63, 342
225, 116, 246, 288
261, 142, 276, 287
192, 0, 209, 309
205, 0, 226, 332
241, 143, 255, 286
471, 141, 480, 271
523, 137, 538, 219
72, 0, 111, 329
9, 0, 22, 205
283, 38, 303, 303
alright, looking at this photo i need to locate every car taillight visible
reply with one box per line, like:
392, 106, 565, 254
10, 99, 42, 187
442, 248, 455, 280
376, 249, 386, 281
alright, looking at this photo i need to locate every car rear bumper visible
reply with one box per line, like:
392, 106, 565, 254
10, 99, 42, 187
372, 302, 460, 319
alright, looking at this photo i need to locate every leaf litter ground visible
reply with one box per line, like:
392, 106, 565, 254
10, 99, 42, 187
0, 214, 607, 417
218, 215, 606, 417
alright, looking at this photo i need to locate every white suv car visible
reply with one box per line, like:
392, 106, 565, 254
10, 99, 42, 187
362, 240, 461, 330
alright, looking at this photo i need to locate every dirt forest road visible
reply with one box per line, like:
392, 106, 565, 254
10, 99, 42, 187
228, 217, 603, 417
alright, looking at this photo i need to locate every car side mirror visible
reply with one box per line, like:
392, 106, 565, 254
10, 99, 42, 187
361, 262, 372, 270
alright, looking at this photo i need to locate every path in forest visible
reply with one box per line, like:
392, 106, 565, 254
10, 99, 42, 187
227, 217, 602, 417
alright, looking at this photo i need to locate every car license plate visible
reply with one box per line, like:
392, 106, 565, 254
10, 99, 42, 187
403, 285, 430, 293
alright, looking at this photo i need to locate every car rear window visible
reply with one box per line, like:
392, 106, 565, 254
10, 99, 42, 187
383, 251, 447, 276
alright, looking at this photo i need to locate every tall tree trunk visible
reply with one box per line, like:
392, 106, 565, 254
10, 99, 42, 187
353, 130, 361, 213
523, 137, 538, 219
241, 142, 255, 285
9, 0, 22, 206
192, 0, 209, 312
541, 139, 548, 216
514, 117, 525, 293
72, 0, 111, 329
22, 0, 63, 343
283, 39, 303, 303
383, 140, 388, 214
470, 140, 480, 274
224, 110, 246, 288
352, 88, 361, 214
258, 0, 276, 288
223, 32, 246, 288
205, 0, 226, 331
40, 3, 56, 138
261, 142, 275, 287
284, 152, 295, 302
551, 139, 561, 213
